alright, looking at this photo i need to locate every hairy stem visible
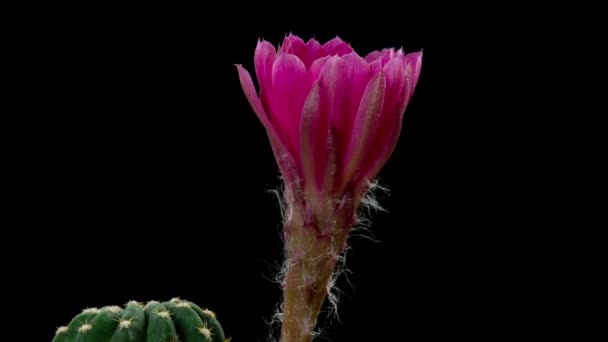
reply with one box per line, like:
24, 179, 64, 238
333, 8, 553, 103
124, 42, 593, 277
279, 201, 352, 342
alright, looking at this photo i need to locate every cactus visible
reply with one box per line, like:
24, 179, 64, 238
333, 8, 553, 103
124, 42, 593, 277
53, 298, 229, 342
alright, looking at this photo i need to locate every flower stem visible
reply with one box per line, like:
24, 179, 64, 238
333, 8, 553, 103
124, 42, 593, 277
279, 201, 352, 342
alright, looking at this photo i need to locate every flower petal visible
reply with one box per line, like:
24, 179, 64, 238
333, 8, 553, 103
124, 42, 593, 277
281, 34, 334, 70
318, 56, 349, 168
300, 81, 334, 192
341, 53, 373, 127
281, 34, 306, 55
364, 50, 382, 63
316, 54, 374, 189
403, 51, 423, 106
304, 38, 327, 68
235, 64, 298, 184
254, 40, 279, 125
323, 36, 353, 56
272, 53, 311, 166
356, 56, 406, 180
379, 48, 395, 65
341, 70, 386, 189
309, 55, 331, 82
382, 56, 407, 119
357, 50, 423, 190
235, 64, 272, 130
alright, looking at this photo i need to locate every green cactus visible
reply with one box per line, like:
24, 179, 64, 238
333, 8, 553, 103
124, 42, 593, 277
52, 298, 228, 342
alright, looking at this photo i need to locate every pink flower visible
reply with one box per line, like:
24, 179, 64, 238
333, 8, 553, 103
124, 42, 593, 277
236, 34, 422, 198
237, 34, 423, 341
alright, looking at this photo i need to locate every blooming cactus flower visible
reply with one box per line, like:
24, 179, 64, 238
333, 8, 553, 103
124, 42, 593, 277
236, 34, 422, 342
236, 34, 422, 200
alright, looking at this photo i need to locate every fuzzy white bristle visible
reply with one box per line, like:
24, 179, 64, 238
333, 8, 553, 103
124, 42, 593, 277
82, 308, 100, 314
55, 326, 68, 335
119, 319, 133, 329
202, 308, 216, 319
78, 323, 92, 333
175, 302, 191, 308
145, 301, 159, 308
156, 310, 171, 319
127, 300, 143, 307
197, 323, 213, 338
106, 306, 122, 313
170, 297, 181, 303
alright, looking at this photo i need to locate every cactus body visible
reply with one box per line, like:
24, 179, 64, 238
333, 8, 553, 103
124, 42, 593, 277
53, 299, 226, 342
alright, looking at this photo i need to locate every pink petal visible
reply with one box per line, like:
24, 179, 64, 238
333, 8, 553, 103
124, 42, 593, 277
355, 115, 401, 196
254, 40, 279, 126
376, 48, 396, 66
403, 51, 423, 103
281, 34, 306, 56
370, 59, 383, 74
309, 55, 331, 82
235, 64, 272, 130
235, 64, 297, 184
305, 38, 328, 68
364, 50, 382, 63
318, 56, 350, 167
281, 35, 332, 70
382, 56, 407, 119
356, 57, 405, 178
341, 70, 386, 189
322, 36, 353, 56
272, 53, 311, 167
357, 50, 423, 188
317, 54, 373, 189
342, 53, 373, 126
300, 81, 333, 192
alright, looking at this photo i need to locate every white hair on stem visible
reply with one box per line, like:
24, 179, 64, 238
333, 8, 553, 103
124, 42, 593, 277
264, 178, 391, 341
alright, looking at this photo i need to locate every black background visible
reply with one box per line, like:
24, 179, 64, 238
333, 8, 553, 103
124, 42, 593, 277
1, 15, 607, 339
